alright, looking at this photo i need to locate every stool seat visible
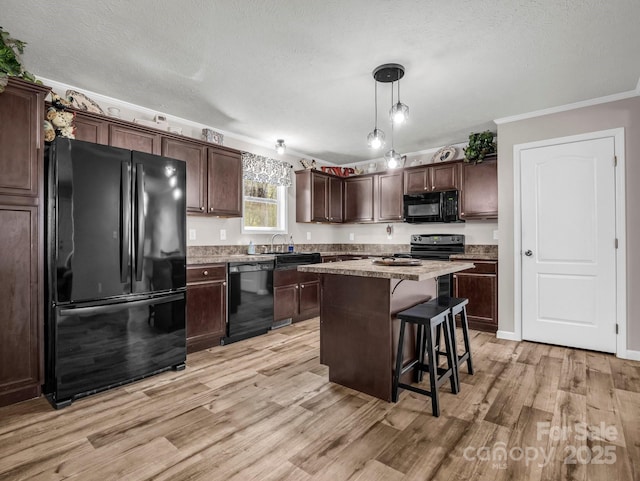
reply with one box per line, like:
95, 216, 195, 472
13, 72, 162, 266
396, 302, 451, 325
394, 302, 458, 417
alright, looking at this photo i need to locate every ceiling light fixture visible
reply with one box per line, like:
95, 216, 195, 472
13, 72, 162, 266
370, 64, 407, 169
367, 80, 385, 150
275, 139, 286, 155
390, 78, 409, 125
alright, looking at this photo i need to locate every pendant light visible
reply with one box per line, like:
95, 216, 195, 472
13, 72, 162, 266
369, 64, 408, 167
384, 84, 402, 169
275, 139, 286, 155
390, 79, 409, 125
367, 80, 385, 149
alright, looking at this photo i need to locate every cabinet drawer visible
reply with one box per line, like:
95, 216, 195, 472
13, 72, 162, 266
187, 264, 226, 283
454, 260, 497, 275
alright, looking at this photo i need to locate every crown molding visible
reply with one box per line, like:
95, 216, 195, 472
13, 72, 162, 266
494, 84, 640, 125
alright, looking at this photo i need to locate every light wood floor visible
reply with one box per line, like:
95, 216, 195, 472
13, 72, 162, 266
1, 319, 639, 481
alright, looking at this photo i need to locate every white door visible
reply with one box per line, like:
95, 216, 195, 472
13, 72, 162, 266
520, 137, 617, 352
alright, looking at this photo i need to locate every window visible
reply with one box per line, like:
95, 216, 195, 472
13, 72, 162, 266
242, 179, 287, 233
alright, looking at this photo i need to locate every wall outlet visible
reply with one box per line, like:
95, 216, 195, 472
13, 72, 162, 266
493, 230, 499, 240
306, 231, 311, 241
349, 233, 355, 241
220, 229, 227, 240
188, 229, 196, 241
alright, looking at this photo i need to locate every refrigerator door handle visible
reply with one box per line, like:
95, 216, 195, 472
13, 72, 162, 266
58, 293, 184, 316
135, 163, 145, 282
120, 162, 131, 283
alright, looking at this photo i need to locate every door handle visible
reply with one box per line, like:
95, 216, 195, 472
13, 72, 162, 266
524, 250, 533, 257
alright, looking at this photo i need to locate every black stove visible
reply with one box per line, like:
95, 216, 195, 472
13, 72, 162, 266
398, 234, 465, 297
409, 234, 465, 260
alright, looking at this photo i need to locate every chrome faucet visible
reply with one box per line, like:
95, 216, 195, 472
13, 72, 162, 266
270, 233, 288, 253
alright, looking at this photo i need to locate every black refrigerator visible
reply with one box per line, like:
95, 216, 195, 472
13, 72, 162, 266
44, 138, 187, 408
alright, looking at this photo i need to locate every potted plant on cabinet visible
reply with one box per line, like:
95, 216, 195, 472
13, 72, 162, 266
0, 26, 41, 93
463, 130, 496, 164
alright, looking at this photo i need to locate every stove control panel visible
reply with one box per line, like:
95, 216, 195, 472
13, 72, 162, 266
411, 234, 465, 245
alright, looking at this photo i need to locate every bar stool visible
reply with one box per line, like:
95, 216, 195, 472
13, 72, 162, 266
433, 296, 474, 392
393, 302, 458, 417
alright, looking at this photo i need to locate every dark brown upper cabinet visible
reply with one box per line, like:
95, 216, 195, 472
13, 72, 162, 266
344, 175, 374, 223
460, 156, 498, 219
109, 124, 161, 154
161, 138, 208, 213
73, 115, 108, 145
403, 162, 459, 194
375, 171, 403, 222
296, 170, 343, 223
207, 149, 242, 217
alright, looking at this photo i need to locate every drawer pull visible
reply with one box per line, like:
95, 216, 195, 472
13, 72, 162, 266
203, 270, 209, 276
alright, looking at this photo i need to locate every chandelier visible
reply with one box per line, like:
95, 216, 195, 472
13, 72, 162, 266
367, 63, 409, 168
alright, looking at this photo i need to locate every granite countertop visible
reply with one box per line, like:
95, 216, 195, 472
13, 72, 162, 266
187, 254, 276, 264
298, 258, 474, 281
187, 251, 393, 265
450, 253, 498, 261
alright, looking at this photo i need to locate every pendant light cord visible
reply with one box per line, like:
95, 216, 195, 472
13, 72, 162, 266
374, 81, 378, 130
390, 82, 395, 149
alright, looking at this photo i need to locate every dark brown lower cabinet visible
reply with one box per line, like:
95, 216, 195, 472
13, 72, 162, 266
186, 264, 227, 353
0, 205, 42, 407
274, 270, 320, 323
453, 260, 498, 332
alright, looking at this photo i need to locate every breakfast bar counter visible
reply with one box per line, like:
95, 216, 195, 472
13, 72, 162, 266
298, 259, 474, 401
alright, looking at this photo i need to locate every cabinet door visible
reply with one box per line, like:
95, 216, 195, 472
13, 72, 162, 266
376, 172, 403, 221
274, 284, 298, 321
344, 176, 374, 222
430, 162, 459, 191
109, 124, 161, 154
328, 176, 343, 222
453, 271, 498, 332
74, 115, 108, 145
162, 138, 207, 214
460, 157, 498, 219
207, 149, 242, 216
404, 166, 429, 194
0, 206, 41, 406
298, 279, 320, 320
311, 172, 329, 222
186, 278, 226, 353
0, 80, 46, 197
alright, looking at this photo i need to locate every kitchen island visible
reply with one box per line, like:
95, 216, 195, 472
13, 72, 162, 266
298, 259, 474, 401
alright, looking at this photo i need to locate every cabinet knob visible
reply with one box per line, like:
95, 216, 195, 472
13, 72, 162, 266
424, 187, 428, 190
222, 281, 226, 286
200, 206, 205, 211
295, 285, 299, 289
209, 207, 214, 212
300, 284, 305, 288
203, 270, 209, 276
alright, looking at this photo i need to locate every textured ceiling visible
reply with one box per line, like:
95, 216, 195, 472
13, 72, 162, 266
2, 0, 639, 164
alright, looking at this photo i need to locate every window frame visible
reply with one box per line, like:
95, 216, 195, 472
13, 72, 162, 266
241, 180, 288, 234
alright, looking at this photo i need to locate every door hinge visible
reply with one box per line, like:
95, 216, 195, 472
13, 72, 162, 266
614, 155, 618, 167
615, 238, 619, 249
616, 323, 619, 334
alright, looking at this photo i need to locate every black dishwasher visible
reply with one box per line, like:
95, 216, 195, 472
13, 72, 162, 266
223, 260, 274, 345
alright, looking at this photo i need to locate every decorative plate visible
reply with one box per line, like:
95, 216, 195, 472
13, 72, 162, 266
66, 90, 105, 115
372, 258, 422, 266
431, 146, 457, 163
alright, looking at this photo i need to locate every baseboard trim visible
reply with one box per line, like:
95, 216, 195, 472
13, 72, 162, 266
496, 330, 522, 342
618, 349, 640, 361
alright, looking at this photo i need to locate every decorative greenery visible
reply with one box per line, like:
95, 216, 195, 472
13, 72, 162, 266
463, 130, 496, 164
0, 26, 40, 93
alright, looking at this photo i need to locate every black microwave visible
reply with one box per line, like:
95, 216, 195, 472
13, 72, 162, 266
403, 189, 461, 223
